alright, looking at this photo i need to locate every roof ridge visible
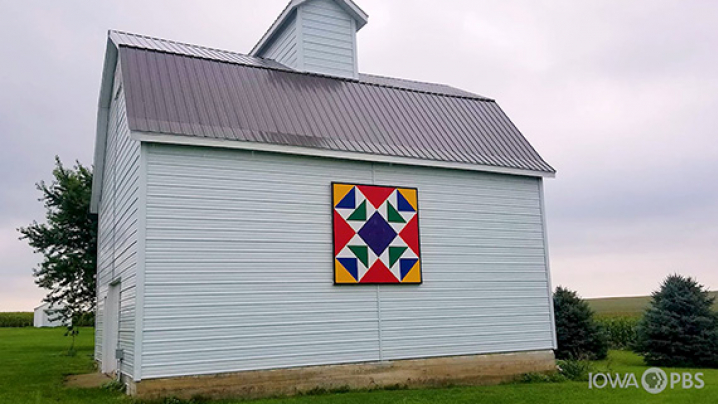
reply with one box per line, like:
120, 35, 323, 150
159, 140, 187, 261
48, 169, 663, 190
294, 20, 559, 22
110, 30, 494, 101
109, 30, 257, 59
358, 72, 492, 101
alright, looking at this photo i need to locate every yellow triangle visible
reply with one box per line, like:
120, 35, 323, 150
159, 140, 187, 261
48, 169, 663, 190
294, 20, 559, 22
401, 261, 422, 283
398, 188, 418, 211
335, 259, 358, 284
333, 184, 354, 207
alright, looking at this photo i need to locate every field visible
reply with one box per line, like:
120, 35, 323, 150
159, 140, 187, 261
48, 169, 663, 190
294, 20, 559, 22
587, 291, 718, 317
1, 327, 717, 404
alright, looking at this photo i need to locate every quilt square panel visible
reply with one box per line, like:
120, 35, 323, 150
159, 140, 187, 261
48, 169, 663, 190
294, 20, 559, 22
332, 183, 422, 284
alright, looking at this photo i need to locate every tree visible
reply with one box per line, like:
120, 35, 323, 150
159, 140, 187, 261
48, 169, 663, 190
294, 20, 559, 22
635, 274, 718, 367
553, 286, 608, 360
18, 157, 97, 327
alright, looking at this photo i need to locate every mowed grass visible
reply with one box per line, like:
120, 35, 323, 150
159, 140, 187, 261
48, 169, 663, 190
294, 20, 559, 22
0, 327, 124, 404
1, 327, 717, 403
587, 291, 718, 318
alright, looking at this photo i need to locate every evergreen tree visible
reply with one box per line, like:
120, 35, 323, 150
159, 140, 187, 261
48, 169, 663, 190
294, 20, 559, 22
554, 286, 608, 360
18, 157, 97, 325
635, 275, 718, 367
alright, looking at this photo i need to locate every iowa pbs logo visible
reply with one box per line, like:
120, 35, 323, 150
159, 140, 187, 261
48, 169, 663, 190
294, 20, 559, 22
589, 368, 705, 394
642, 368, 704, 394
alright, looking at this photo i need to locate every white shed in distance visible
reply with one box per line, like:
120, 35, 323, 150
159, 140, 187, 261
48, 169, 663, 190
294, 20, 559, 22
33, 302, 67, 328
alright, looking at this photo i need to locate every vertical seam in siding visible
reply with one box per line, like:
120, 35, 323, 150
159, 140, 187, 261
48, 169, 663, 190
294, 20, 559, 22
133, 142, 148, 381
376, 285, 383, 361
538, 178, 557, 349
372, 163, 384, 360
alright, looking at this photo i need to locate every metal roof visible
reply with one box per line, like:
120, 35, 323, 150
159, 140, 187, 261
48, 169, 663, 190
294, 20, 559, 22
110, 31, 290, 71
109, 30, 490, 100
109, 31, 554, 175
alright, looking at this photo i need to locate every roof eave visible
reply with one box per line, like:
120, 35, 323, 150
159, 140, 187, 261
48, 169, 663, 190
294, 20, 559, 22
90, 35, 119, 214
250, 0, 368, 56
131, 130, 556, 178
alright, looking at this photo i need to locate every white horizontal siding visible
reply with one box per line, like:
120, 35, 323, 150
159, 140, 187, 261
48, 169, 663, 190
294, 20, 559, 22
262, 14, 298, 68
95, 60, 140, 379
142, 145, 379, 378
373, 166, 553, 360
140, 144, 554, 379
299, 0, 357, 78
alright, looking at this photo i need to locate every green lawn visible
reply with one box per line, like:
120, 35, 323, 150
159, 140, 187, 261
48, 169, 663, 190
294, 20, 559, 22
0, 327, 124, 404
587, 292, 718, 318
1, 327, 716, 403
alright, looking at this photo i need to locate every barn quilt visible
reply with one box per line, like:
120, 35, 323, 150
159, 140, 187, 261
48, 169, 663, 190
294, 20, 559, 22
332, 183, 421, 284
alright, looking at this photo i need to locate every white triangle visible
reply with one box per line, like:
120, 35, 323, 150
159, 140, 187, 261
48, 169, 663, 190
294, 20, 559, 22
348, 220, 365, 231
389, 221, 406, 233
400, 210, 416, 222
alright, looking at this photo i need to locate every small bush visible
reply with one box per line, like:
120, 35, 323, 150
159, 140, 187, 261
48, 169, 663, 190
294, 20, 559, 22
596, 315, 639, 349
635, 274, 718, 368
557, 359, 593, 381
0, 312, 33, 327
102, 379, 126, 392
554, 287, 608, 360
515, 372, 566, 383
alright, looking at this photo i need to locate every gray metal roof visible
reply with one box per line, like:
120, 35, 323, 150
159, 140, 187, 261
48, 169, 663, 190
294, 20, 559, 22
110, 31, 291, 71
110, 31, 490, 100
113, 32, 554, 174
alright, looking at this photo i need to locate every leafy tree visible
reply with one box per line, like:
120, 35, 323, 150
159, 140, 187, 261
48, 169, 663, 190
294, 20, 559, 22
18, 157, 97, 331
635, 274, 718, 367
553, 286, 608, 360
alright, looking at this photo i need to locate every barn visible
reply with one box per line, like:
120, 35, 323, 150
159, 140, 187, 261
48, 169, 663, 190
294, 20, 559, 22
33, 302, 66, 328
90, 0, 557, 398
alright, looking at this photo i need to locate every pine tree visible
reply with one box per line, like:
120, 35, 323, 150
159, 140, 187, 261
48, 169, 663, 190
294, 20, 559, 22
554, 286, 608, 360
635, 275, 718, 367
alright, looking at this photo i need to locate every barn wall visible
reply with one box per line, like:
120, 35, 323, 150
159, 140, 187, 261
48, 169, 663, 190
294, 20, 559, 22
140, 144, 554, 379
95, 60, 140, 379
372, 166, 555, 360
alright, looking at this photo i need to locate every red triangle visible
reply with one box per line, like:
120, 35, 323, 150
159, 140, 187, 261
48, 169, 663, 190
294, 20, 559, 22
334, 211, 356, 255
360, 260, 399, 283
399, 215, 420, 255
357, 185, 395, 209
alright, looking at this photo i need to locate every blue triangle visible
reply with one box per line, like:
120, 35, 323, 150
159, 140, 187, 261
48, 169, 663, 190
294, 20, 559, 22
399, 258, 419, 280
337, 258, 359, 281
396, 192, 415, 212
336, 188, 356, 209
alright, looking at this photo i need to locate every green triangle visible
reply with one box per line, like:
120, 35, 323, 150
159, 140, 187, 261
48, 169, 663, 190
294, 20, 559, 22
347, 200, 367, 221
389, 246, 408, 267
348, 246, 369, 267
387, 203, 405, 223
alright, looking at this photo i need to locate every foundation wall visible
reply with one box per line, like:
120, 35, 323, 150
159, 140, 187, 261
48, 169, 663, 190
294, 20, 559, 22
131, 350, 555, 400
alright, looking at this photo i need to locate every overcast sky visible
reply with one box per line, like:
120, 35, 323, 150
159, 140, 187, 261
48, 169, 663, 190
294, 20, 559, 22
1, 0, 717, 311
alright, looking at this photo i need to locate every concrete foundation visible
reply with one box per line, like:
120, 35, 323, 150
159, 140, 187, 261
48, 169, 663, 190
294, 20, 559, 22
128, 350, 556, 400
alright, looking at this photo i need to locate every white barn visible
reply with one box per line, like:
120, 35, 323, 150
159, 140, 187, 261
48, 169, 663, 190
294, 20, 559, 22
33, 302, 66, 328
91, 0, 557, 398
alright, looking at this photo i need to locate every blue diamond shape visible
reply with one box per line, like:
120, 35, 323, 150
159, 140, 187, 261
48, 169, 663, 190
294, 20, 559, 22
358, 212, 397, 256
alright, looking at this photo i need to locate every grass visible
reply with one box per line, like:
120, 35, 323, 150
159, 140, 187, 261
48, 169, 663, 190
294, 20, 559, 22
0, 327, 124, 404
587, 291, 718, 318
1, 327, 717, 404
